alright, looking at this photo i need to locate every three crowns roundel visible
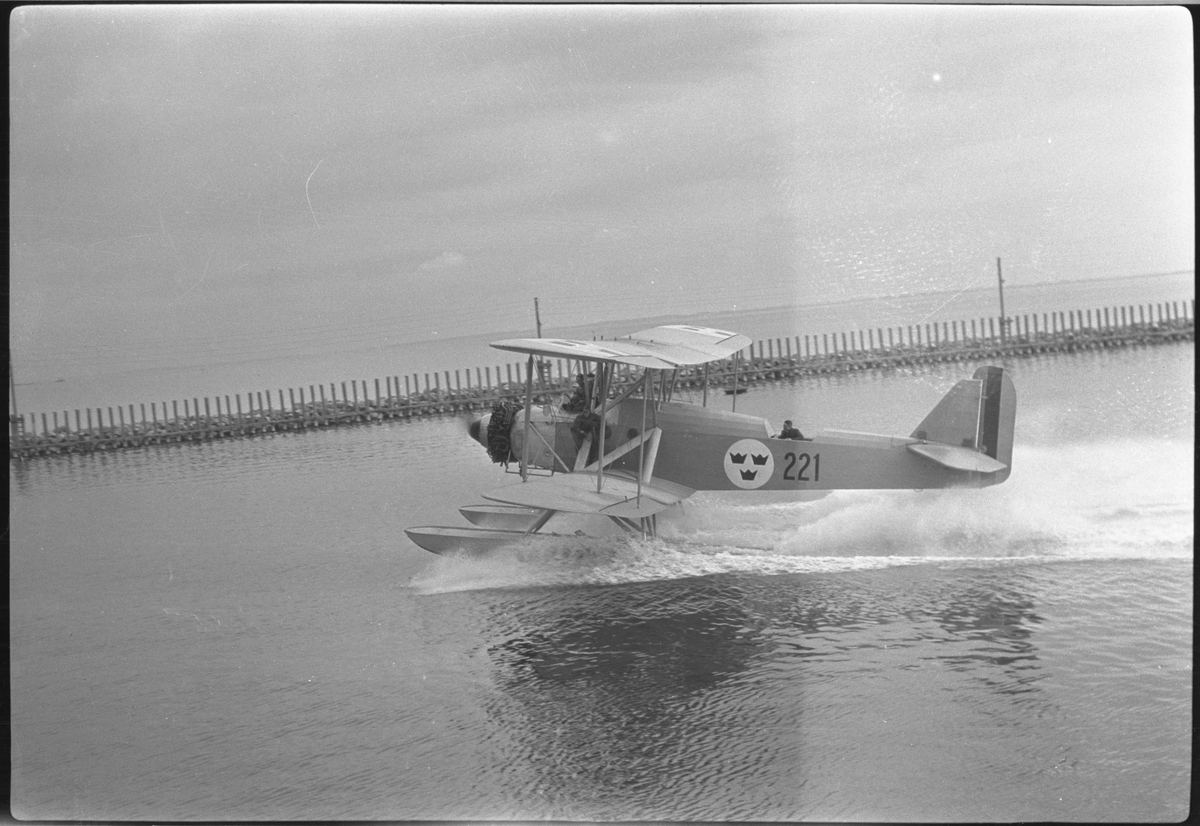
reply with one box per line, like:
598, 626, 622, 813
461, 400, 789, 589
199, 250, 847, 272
723, 439, 774, 489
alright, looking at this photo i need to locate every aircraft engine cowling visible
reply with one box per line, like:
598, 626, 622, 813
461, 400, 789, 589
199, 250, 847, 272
476, 400, 522, 463
507, 414, 569, 470
470, 401, 604, 471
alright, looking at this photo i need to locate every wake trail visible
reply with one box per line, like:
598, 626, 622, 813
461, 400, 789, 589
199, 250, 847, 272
410, 437, 1192, 594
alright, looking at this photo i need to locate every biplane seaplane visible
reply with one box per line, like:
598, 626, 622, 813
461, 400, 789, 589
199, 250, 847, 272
405, 324, 1015, 554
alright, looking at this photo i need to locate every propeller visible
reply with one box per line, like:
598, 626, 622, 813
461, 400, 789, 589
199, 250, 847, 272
467, 413, 491, 448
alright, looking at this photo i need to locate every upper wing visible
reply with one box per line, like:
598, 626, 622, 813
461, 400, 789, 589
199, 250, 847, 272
481, 470, 695, 519
490, 338, 680, 369
618, 325, 752, 365
491, 324, 751, 368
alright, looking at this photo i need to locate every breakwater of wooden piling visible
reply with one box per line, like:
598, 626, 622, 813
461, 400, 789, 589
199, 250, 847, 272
9, 299, 1194, 460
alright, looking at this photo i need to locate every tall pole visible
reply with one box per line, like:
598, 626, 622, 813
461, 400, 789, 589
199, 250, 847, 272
9, 352, 17, 421
996, 257, 1007, 342
533, 298, 546, 391
9, 352, 19, 452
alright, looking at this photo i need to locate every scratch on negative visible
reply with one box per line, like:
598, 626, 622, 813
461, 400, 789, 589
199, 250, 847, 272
174, 246, 214, 304
306, 159, 324, 229
917, 287, 970, 325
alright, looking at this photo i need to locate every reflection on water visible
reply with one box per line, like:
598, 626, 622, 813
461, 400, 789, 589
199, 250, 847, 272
471, 562, 1070, 821
931, 575, 1042, 684
490, 588, 755, 691
479, 576, 767, 820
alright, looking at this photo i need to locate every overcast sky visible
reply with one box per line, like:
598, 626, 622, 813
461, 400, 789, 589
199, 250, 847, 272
9, 4, 1194, 381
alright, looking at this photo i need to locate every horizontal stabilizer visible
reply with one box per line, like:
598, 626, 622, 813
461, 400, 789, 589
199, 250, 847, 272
482, 471, 694, 519
907, 442, 1008, 473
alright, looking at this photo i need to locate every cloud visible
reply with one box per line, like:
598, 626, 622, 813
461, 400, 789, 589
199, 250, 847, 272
418, 251, 466, 271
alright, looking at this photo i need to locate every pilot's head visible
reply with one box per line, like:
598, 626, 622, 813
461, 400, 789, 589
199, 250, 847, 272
784, 420, 793, 427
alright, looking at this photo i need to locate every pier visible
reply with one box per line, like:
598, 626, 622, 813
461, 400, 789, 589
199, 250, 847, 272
9, 299, 1194, 460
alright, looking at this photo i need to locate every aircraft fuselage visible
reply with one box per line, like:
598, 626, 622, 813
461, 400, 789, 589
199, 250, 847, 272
479, 385, 1012, 493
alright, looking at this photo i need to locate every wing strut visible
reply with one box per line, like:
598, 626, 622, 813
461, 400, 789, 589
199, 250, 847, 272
520, 354, 534, 481
636, 369, 649, 505
574, 436, 591, 471
731, 351, 740, 411
528, 421, 570, 473
595, 361, 609, 493
524, 507, 556, 535
571, 370, 665, 510
582, 426, 661, 472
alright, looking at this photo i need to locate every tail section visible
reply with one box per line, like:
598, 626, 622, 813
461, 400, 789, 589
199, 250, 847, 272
911, 366, 1016, 483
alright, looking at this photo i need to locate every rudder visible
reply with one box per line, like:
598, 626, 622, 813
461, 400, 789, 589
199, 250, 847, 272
974, 366, 1016, 481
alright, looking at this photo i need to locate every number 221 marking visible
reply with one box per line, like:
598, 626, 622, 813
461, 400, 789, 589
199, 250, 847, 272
782, 452, 820, 482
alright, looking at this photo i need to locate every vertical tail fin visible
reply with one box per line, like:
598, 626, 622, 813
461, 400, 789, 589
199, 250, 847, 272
911, 366, 1016, 482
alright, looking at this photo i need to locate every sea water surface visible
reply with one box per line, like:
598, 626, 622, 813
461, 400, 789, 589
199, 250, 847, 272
10, 336, 1193, 821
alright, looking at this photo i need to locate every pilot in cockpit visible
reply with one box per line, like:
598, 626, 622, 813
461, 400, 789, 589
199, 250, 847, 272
561, 373, 594, 413
776, 420, 804, 440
